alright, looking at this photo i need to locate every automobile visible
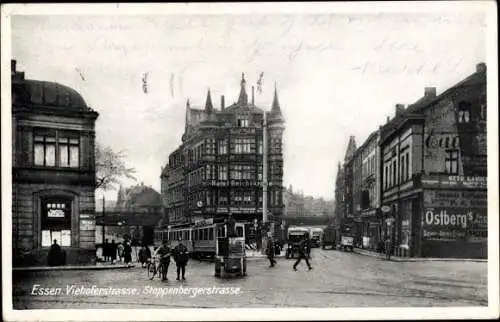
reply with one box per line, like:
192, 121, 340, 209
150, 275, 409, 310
309, 227, 323, 248
285, 227, 310, 259
321, 225, 336, 250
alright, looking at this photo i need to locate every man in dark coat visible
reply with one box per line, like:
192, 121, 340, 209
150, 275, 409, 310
266, 235, 277, 268
110, 240, 117, 263
123, 241, 133, 266
153, 241, 171, 281
139, 244, 152, 268
48, 239, 62, 266
293, 235, 312, 271
173, 238, 189, 280
103, 239, 110, 262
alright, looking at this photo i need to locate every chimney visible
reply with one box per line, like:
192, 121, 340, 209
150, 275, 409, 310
395, 104, 405, 116
424, 87, 436, 98
252, 86, 255, 105
386, 116, 390, 124
11, 60, 16, 73
221, 95, 225, 110
476, 62, 486, 73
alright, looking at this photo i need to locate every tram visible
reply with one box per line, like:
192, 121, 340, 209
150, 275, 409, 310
154, 219, 246, 259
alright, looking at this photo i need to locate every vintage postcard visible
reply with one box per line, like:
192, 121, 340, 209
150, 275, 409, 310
1, 2, 498, 321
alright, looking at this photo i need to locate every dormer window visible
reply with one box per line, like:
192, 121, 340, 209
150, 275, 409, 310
458, 101, 471, 123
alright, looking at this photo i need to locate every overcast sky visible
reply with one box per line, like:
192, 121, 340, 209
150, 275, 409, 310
10, 5, 487, 200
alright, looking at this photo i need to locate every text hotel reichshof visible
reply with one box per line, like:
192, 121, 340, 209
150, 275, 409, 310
31, 284, 241, 298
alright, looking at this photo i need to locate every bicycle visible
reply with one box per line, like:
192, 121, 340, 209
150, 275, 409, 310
147, 257, 164, 280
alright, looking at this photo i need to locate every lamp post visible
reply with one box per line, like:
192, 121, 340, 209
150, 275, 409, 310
261, 111, 269, 255
102, 196, 105, 246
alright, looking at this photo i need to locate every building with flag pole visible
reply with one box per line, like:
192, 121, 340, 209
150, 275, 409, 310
161, 73, 285, 243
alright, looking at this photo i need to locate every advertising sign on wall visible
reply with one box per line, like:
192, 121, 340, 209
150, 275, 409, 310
423, 189, 487, 241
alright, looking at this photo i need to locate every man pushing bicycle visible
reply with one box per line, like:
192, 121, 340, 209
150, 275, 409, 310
153, 241, 171, 281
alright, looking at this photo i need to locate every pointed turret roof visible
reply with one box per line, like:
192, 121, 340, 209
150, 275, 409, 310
237, 72, 248, 105
271, 82, 282, 114
205, 89, 213, 113
344, 135, 357, 162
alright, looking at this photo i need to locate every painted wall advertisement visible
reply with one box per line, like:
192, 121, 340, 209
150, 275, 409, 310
423, 190, 487, 241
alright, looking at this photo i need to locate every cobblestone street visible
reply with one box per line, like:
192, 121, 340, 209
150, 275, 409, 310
13, 248, 488, 309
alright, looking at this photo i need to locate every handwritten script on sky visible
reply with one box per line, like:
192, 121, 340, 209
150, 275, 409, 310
12, 12, 486, 199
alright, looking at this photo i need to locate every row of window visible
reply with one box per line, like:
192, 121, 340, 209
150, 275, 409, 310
168, 207, 184, 223
363, 153, 376, 178
184, 137, 269, 161
457, 101, 487, 124
34, 132, 80, 168
182, 190, 283, 207
383, 149, 412, 190
165, 185, 183, 204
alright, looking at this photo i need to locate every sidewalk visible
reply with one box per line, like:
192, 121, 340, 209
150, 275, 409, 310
13, 262, 135, 272
353, 247, 487, 262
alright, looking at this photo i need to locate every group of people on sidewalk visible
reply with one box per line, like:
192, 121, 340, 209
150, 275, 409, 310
266, 235, 313, 271
102, 239, 133, 265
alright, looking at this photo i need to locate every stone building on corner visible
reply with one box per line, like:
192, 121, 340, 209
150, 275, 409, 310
12, 60, 99, 266
161, 73, 285, 238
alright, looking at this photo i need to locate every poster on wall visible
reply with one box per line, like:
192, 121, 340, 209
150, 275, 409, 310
80, 219, 95, 231
61, 230, 71, 246
41, 230, 51, 247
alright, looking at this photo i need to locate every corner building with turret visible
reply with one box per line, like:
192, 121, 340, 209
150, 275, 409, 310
161, 74, 285, 239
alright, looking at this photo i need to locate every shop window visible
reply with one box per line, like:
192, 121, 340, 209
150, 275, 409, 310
445, 149, 459, 174
41, 197, 72, 247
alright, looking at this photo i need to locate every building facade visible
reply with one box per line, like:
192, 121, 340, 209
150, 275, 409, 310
12, 60, 99, 266
162, 74, 285, 238
333, 162, 344, 226
283, 186, 306, 217
380, 63, 487, 258
353, 130, 383, 251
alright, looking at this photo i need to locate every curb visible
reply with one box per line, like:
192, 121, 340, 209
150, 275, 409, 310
353, 249, 487, 263
13, 264, 135, 272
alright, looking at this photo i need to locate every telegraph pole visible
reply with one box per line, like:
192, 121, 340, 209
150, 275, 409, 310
262, 111, 269, 255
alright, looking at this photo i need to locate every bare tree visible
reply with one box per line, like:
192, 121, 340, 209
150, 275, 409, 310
95, 142, 136, 191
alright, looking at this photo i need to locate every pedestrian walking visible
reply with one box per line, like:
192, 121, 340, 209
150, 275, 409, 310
385, 238, 392, 260
173, 238, 189, 280
110, 240, 117, 264
153, 241, 171, 281
123, 241, 133, 266
266, 235, 277, 268
139, 244, 151, 268
293, 234, 312, 271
